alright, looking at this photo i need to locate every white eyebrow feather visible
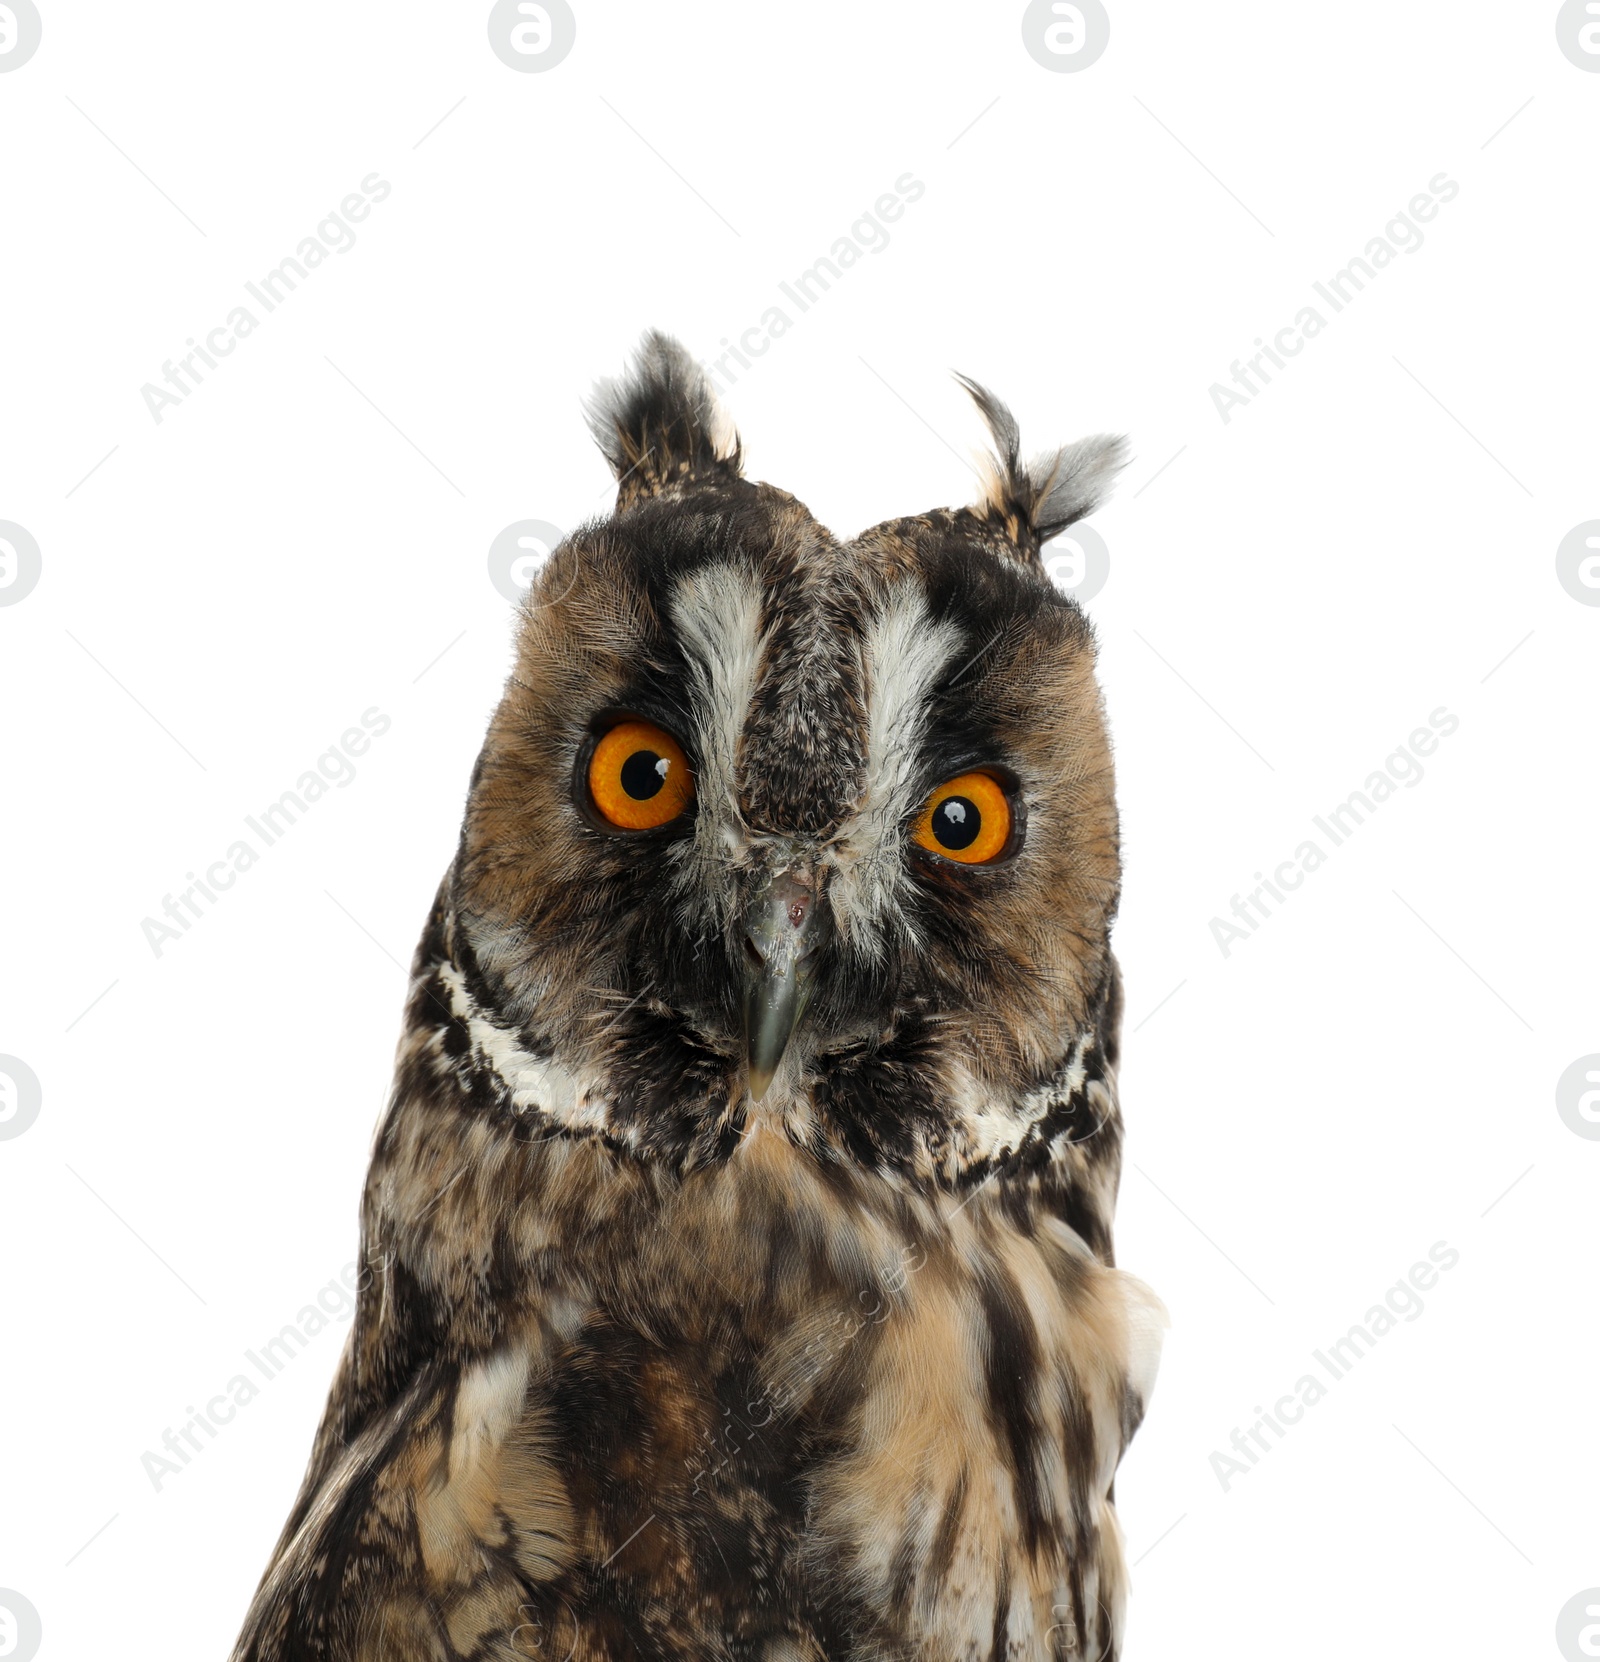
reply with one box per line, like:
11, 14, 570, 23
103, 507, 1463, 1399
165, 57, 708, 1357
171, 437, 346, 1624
828, 585, 962, 956
668, 562, 768, 922
670, 561, 766, 811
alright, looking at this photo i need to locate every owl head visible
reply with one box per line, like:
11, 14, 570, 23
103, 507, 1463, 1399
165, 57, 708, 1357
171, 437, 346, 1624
447, 333, 1127, 1196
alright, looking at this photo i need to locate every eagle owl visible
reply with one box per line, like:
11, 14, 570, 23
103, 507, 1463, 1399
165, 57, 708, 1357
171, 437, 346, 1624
231, 335, 1165, 1661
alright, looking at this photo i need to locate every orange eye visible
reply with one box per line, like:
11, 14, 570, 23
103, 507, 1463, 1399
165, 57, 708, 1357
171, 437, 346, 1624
913, 772, 1013, 865
586, 719, 695, 830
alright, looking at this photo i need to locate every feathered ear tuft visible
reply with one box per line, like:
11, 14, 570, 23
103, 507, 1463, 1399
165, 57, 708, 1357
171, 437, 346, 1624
585, 331, 742, 509
955, 373, 1127, 560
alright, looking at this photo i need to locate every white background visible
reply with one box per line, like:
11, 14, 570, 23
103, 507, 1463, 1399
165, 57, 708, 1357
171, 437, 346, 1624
2, 3, 1597, 1658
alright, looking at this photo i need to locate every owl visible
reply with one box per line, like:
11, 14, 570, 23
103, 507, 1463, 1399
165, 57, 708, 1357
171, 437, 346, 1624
230, 334, 1165, 1662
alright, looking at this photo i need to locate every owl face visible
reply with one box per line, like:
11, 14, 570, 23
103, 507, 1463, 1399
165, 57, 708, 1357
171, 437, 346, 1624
450, 335, 1126, 1186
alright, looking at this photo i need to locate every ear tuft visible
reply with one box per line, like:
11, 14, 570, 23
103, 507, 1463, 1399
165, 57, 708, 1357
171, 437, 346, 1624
585, 331, 742, 508
955, 373, 1127, 559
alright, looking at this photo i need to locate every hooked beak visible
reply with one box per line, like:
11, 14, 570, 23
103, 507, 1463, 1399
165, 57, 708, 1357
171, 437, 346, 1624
741, 872, 823, 1102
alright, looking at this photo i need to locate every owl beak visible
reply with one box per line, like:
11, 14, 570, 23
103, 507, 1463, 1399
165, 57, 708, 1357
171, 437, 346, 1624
741, 873, 822, 1103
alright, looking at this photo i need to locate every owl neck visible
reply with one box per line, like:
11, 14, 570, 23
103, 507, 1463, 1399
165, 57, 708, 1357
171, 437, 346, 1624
393, 888, 1122, 1257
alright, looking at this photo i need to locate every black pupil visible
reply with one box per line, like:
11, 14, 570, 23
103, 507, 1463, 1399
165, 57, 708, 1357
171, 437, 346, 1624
620, 748, 667, 800
933, 795, 981, 851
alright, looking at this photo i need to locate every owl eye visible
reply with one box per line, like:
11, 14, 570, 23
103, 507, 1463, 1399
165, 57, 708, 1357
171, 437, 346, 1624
912, 771, 1014, 865
585, 719, 695, 830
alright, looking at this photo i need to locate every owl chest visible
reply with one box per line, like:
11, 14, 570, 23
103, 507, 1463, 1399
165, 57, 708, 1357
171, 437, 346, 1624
378, 1135, 1146, 1659
610, 1213, 1082, 1486
470, 1230, 1127, 1657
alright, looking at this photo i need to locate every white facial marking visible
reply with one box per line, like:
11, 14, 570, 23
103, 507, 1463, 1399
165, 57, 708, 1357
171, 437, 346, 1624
437, 960, 619, 1138
828, 585, 962, 955
668, 563, 767, 923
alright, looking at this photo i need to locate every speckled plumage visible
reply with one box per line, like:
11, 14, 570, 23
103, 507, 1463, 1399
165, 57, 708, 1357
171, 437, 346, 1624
231, 334, 1164, 1662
